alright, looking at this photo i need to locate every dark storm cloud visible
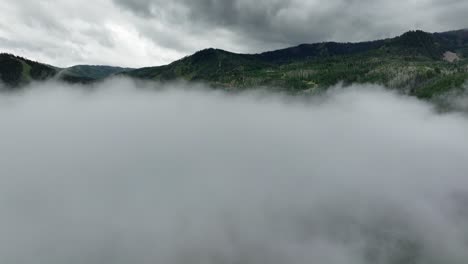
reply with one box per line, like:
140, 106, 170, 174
114, 0, 468, 48
1, 79, 468, 263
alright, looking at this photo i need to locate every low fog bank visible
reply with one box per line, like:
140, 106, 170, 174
1, 78, 468, 264
435, 82, 468, 113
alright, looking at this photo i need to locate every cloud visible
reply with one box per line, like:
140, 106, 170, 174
434, 82, 468, 112
1, 0, 467, 67
0, 0, 183, 67
113, 0, 468, 49
0, 79, 468, 263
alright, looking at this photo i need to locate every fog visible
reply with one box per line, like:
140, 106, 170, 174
436, 83, 468, 113
1, 78, 468, 264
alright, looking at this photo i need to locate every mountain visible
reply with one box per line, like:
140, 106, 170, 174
1, 29, 468, 99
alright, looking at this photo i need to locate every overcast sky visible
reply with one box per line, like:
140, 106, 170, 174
0, 0, 467, 67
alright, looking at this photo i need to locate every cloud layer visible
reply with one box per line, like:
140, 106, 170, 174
0, 0, 467, 67
1, 79, 468, 263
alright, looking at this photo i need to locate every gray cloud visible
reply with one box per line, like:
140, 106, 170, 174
0, 0, 182, 67
0, 79, 468, 263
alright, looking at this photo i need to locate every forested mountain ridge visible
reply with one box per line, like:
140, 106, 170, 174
1, 29, 468, 100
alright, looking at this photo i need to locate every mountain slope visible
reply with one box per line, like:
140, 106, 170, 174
254, 39, 387, 64
435, 29, 468, 57
0, 53, 57, 86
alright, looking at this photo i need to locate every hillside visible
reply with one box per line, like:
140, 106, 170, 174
0, 54, 57, 86
1, 29, 468, 99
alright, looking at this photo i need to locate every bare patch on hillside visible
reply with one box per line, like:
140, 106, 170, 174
443, 51, 460, 62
